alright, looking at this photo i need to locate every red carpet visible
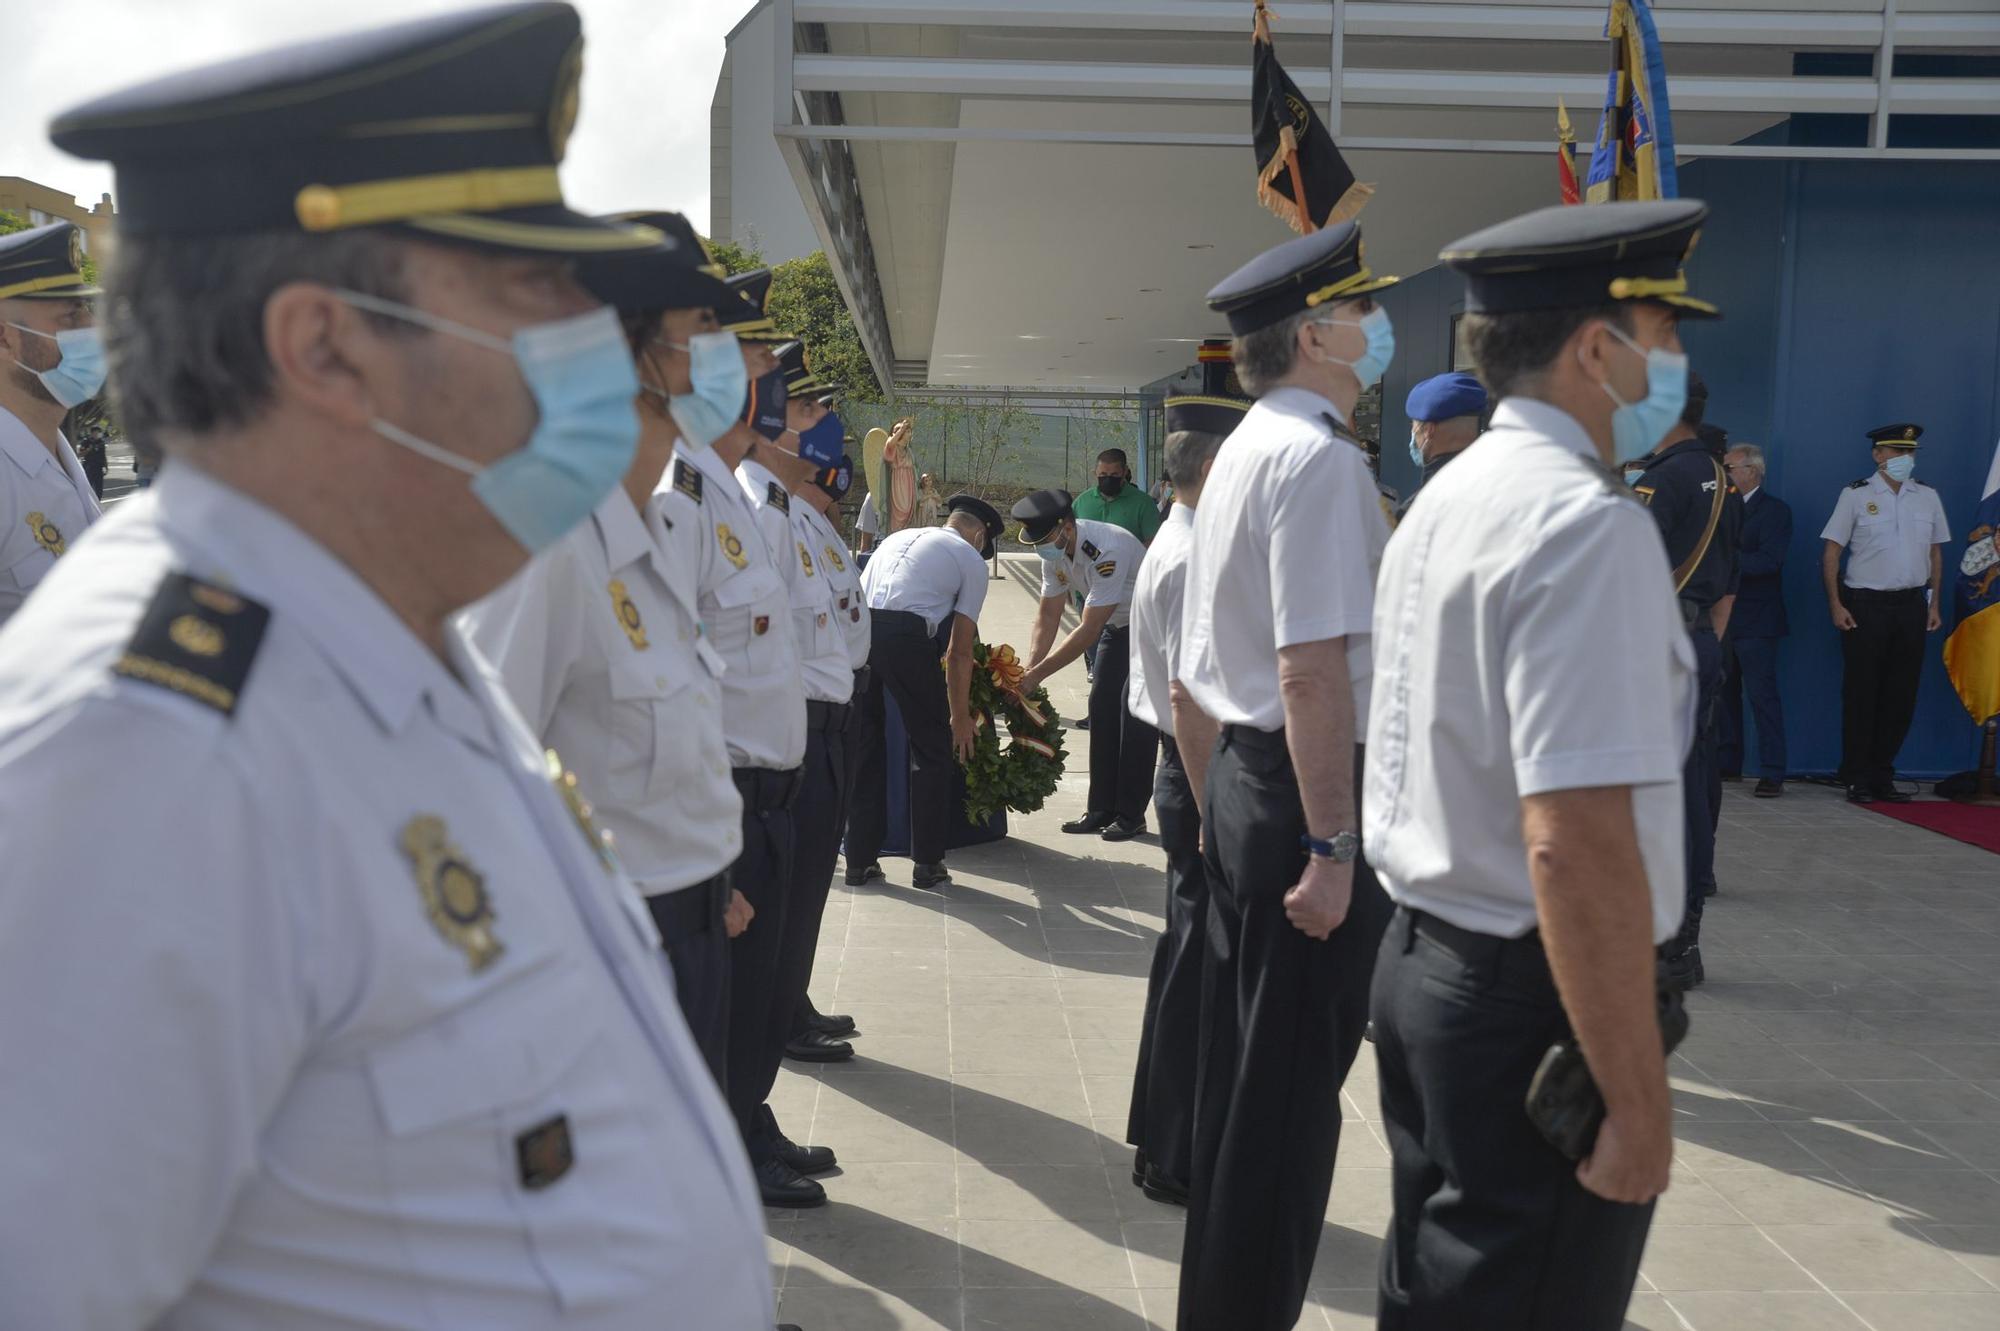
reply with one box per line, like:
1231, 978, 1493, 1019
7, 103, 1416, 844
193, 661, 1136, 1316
1864, 799, 2000, 855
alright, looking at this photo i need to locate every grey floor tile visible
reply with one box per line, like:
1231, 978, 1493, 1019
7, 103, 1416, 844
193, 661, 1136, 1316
955, 1163, 1119, 1222
781, 1214, 963, 1289
819, 1163, 960, 1222
1638, 1225, 1817, 1292
1699, 1169, 1890, 1226
951, 1073, 1092, 1121
1837, 1169, 2000, 1225
774, 1284, 961, 1330
810, 1108, 956, 1164
1919, 1121, 2000, 1169
1850, 1080, 2000, 1123
1782, 1121, 1966, 1173
962, 1285, 1148, 1329
1914, 1226, 2000, 1291
1120, 1218, 1187, 1288
1619, 1292, 1691, 1329
1662, 1290, 1870, 1330
1840, 1291, 2000, 1330
1758, 1223, 1991, 1292
954, 1106, 1105, 1166
958, 1218, 1135, 1288
1728, 1079, 1898, 1123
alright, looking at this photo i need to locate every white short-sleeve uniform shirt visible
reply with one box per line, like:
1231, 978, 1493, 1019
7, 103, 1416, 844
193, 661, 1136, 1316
0, 405, 99, 627
1819, 469, 1951, 592
1126, 504, 1195, 735
782, 493, 858, 704
654, 443, 805, 772
1180, 387, 1387, 732
1039, 517, 1144, 630
462, 489, 743, 896
0, 467, 772, 1329
861, 526, 989, 637
801, 500, 871, 669
1364, 398, 1695, 944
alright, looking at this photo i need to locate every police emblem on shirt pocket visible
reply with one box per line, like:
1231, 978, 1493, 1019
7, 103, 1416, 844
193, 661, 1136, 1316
608, 579, 648, 650
24, 510, 64, 556
716, 523, 749, 571
823, 543, 847, 573
400, 815, 504, 972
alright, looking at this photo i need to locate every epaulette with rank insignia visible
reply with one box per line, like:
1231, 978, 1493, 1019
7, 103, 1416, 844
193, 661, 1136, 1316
1849, 477, 1871, 490
767, 481, 790, 515
1080, 538, 1101, 561
1320, 412, 1364, 450
674, 459, 703, 503
113, 573, 269, 716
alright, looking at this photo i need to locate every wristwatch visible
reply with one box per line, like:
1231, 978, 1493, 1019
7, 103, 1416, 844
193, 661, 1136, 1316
1302, 831, 1360, 863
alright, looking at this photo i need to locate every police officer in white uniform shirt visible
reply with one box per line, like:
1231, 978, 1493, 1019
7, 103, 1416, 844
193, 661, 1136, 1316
855, 486, 882, 552
637, 215, 829, 1213
0, 222, 104, 626
1121, 394, 1244, 1210
1821, 422, 1952, 802
848, 494, 1004, 890
1015, 488, 1156, 839
465, 223, 751, 1087
1367, 200, 1707, 1330
1171, 221, 1397, 1331
0, 9, 774, 1328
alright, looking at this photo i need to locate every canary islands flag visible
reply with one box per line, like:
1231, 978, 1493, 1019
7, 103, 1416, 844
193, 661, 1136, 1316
1585, 0, 1678, 202
1944, 439, 2000, 723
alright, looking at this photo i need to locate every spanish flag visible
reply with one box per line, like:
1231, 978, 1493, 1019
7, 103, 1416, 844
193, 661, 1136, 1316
1944, 437, 2000, 723
1584, 0, 1679, 202
1251, 0, 1369, 233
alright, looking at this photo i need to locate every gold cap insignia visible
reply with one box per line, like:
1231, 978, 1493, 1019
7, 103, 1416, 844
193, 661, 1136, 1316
798, 542, 816, 577
66, 229, 83, 275
25, 512, 64, 557
400, 815, 503, 972
547, 750, 618, 873
609, 578, 648, 650
717, 523, 748, 570
823, 543, 847, 573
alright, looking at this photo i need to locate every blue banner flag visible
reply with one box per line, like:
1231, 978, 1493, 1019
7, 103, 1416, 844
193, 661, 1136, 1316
1585, 0, 1679, 202
1944, 440, 2000, 723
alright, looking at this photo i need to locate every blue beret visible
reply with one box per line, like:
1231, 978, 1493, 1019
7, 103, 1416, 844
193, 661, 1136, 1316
1405, 372, 1488, 424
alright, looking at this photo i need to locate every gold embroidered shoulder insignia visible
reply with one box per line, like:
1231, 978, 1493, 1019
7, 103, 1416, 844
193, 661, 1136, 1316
113, 573, 269, 716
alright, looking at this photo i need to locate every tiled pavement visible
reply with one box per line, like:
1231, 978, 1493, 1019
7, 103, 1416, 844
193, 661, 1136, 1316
770, 560, 2000, 1330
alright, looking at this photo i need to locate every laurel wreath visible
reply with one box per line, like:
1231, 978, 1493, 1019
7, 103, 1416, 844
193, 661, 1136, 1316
960, 641, 1068, 824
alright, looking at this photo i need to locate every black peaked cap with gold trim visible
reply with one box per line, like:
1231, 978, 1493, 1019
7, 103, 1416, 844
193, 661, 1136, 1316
774, 339, 837, 402
722, 268, 774, 332
49, 3, 655, 256
580, 209, 735, 312
1867, 422, 1923, 449
946, 493, 1004, 560
1011, 488, 1075, 546
1166, 395, 1250, 439
0, 222, 100, 301
1440, 199, 1719, 320
1206, 222, 1399, 336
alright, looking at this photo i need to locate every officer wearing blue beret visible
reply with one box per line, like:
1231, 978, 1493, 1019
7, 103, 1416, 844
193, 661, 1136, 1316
1172, 220, 1398, 1331
0, 221, 105, 628
0, 6, 776, 1327
1397, 370, 1488, 520
1369, 199, 1709, 1330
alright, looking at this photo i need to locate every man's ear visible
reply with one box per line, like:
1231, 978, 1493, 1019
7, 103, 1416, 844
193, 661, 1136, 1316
263, 283, 384, 429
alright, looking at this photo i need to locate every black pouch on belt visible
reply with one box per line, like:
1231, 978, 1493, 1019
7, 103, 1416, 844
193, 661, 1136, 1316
1525, 965, 1691, 1161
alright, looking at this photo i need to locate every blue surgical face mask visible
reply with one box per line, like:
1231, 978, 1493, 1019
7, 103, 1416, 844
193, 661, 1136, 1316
1883, 454, 1916, 483
662, 330, 749, 449
1408, 428, 1425, 469
1315, 306, 1395, 389
1596, 322, 1689, 460
336, 290, 639, 555
7, 322, 107, 408
1036, 543, 1065, 565
798, 411, 845, 467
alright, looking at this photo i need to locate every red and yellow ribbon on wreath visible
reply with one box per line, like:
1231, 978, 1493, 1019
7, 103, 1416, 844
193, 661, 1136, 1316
983, 643, 1048, 726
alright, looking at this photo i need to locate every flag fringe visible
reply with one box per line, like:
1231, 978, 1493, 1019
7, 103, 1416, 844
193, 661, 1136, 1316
1256, 124, 1309, 232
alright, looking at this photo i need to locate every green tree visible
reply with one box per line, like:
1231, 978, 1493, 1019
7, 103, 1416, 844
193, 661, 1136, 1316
706, 236, 764, 276
766, 250, 882, 402
0, 209, 27, 236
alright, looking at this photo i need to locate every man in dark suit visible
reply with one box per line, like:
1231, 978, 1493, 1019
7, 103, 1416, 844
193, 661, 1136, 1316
1720, 443, 1792, 796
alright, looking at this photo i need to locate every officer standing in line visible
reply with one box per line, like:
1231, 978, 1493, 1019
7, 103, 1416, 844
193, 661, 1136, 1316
645, 217, 828, 1211
1719, 442, 1793, 796
1368, 200, 1707, 1331
785, 395, 870, 1058
0, 7, 775, 1326
0, 222, 103, 628
1014, 488, 1157, 840
1625, 372, 1739, 988
464, 218, 756, 1087
1170, 221, 1397, 1331
1122, 394, 1244, 1208
1394, 370, 1486, 521
847, 493, 1004, 891
1822, 423, 1951, 803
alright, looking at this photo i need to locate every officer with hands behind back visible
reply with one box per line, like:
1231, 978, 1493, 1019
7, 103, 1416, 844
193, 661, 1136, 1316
1367, 199, 1706, 1331
0, 6, 776, 1327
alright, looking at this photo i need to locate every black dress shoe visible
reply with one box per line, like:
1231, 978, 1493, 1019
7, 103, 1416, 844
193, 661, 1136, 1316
1073, 715, 1092, 730
911, 861, 951, 891
756, 1155, 827, 1208
844, 860, 885, 887
774, 1134, 838, 1175
807, 1009, 857, 1037
1664, 945, 1705, 991
1754, 779, 1784, 798
1847, 785, 1874, 804
1062, 811, 1116, 834
1139, 1162, 1189, 1207
1875, 785, 1912, 804
785, 1029, 854, 1063
1101, 816, 1146, 842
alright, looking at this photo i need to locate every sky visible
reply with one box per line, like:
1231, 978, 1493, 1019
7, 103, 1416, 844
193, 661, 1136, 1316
1, 0, 746, 230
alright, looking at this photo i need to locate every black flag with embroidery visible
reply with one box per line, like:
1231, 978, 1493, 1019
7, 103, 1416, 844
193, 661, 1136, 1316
1251, 0, 1369, 233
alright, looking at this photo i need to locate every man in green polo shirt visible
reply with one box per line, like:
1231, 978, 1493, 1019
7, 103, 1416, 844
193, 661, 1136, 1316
1073, 447, 1162, 544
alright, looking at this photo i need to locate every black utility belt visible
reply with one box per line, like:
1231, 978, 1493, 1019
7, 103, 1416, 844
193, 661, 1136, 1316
732, 764, 802, 812
870, 609, 932, 639
807, 698, 853, 733
1842, 585, 1926, 604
